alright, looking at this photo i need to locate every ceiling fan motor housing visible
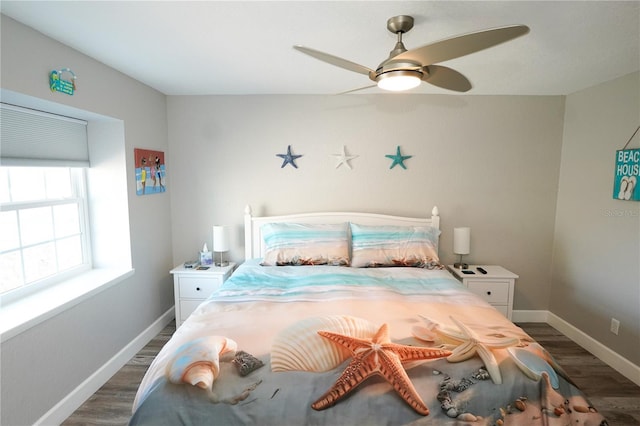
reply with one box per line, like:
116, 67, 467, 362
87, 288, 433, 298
373, 15, 424, 87
373, 60, 425, 81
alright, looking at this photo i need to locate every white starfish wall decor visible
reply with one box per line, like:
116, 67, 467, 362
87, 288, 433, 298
331, 145, 358, 169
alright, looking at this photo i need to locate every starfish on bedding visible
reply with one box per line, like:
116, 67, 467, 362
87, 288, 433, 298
417, 316, 521, 385
311, 323, 451, 415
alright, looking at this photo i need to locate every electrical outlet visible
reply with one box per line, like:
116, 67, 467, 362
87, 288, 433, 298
610, 318, 620, 335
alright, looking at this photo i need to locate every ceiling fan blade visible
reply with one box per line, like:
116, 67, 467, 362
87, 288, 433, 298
336, 84, 377, 95
294, 45, 374, 76
422, 65, 472, 92
394, 25, 529, 65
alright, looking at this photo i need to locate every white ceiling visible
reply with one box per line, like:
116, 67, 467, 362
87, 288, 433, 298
2, 1, 639, 96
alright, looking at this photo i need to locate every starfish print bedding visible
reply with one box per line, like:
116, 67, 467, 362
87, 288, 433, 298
130, 260, 608, 426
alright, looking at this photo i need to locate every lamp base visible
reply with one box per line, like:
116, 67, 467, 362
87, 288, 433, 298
215, 252, 228, 267
454, 254, 468, 269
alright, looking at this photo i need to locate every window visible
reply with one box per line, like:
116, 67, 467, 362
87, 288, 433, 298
0, 166, 91, 298
0, 98, 132, 340
1, 103, 91, 301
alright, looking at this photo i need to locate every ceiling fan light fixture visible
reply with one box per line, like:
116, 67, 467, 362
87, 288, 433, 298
376, 70, 422, 91
294, 15, 529, 94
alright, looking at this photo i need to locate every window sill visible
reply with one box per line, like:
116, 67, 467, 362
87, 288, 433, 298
0, 268, 134, 343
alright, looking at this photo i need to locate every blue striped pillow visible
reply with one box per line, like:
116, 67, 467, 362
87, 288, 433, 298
350, 223, 441, 269
260, 223, 350, 266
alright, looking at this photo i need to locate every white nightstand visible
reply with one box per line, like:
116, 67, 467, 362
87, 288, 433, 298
447, 265, 518, 320
170, 262, 236, 328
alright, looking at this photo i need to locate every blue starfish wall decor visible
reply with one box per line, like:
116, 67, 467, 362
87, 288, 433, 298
386, 146, 413, 169
276, 145, 303, 168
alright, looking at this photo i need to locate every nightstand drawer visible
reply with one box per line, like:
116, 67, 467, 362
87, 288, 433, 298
180, 300, 203, 321
466, 280, 510, 304
447, 265, 517, 320
178, 276, 222, 298
171, 262, 236, 328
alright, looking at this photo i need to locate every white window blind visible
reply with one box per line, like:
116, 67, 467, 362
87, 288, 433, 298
0, 103, 89, 167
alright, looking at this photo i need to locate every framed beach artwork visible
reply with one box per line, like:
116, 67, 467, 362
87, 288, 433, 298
135, 148, 166, 195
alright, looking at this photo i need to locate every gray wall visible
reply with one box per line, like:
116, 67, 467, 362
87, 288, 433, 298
1, 16, 174, 425
167, 94, 565, 312
551, 72, 640, 365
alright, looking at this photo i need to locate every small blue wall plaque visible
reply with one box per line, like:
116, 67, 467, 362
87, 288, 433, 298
49, 68, 76, 95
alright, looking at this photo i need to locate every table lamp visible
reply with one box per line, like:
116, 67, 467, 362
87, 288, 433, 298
453, 227, 471, 269
213, 225, 230, 267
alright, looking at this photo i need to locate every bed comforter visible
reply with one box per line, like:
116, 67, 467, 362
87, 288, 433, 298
130, 260, 607, 425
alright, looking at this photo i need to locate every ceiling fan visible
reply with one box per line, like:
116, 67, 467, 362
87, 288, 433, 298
294, 15, 529, 93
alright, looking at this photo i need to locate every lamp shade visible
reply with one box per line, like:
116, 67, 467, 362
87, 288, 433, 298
453, 227, 471, 255
377, 70, 422, 91
212, 225, 230, 252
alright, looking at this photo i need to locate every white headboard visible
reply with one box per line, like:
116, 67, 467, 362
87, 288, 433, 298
244, 205, 440, 260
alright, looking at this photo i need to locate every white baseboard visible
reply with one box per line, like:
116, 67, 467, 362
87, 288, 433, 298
546, 311, 640, 387
513, 309, 639, 386
512, 309, 549, 323
36, 307, 175, 426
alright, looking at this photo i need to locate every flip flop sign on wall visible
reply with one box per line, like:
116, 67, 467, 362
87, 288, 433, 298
49, 68, 77, 95
613, 148, 639, 201
614, 125, 640, 201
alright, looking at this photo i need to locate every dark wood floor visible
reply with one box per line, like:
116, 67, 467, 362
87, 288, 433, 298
519, 323, 640, 425
62, 321, 640, 425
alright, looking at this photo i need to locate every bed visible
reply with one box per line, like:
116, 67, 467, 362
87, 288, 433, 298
129, 206, 607, 426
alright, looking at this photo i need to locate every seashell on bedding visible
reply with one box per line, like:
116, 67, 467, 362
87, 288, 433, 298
271, 315, 377, 372
166, 336, 238, 391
